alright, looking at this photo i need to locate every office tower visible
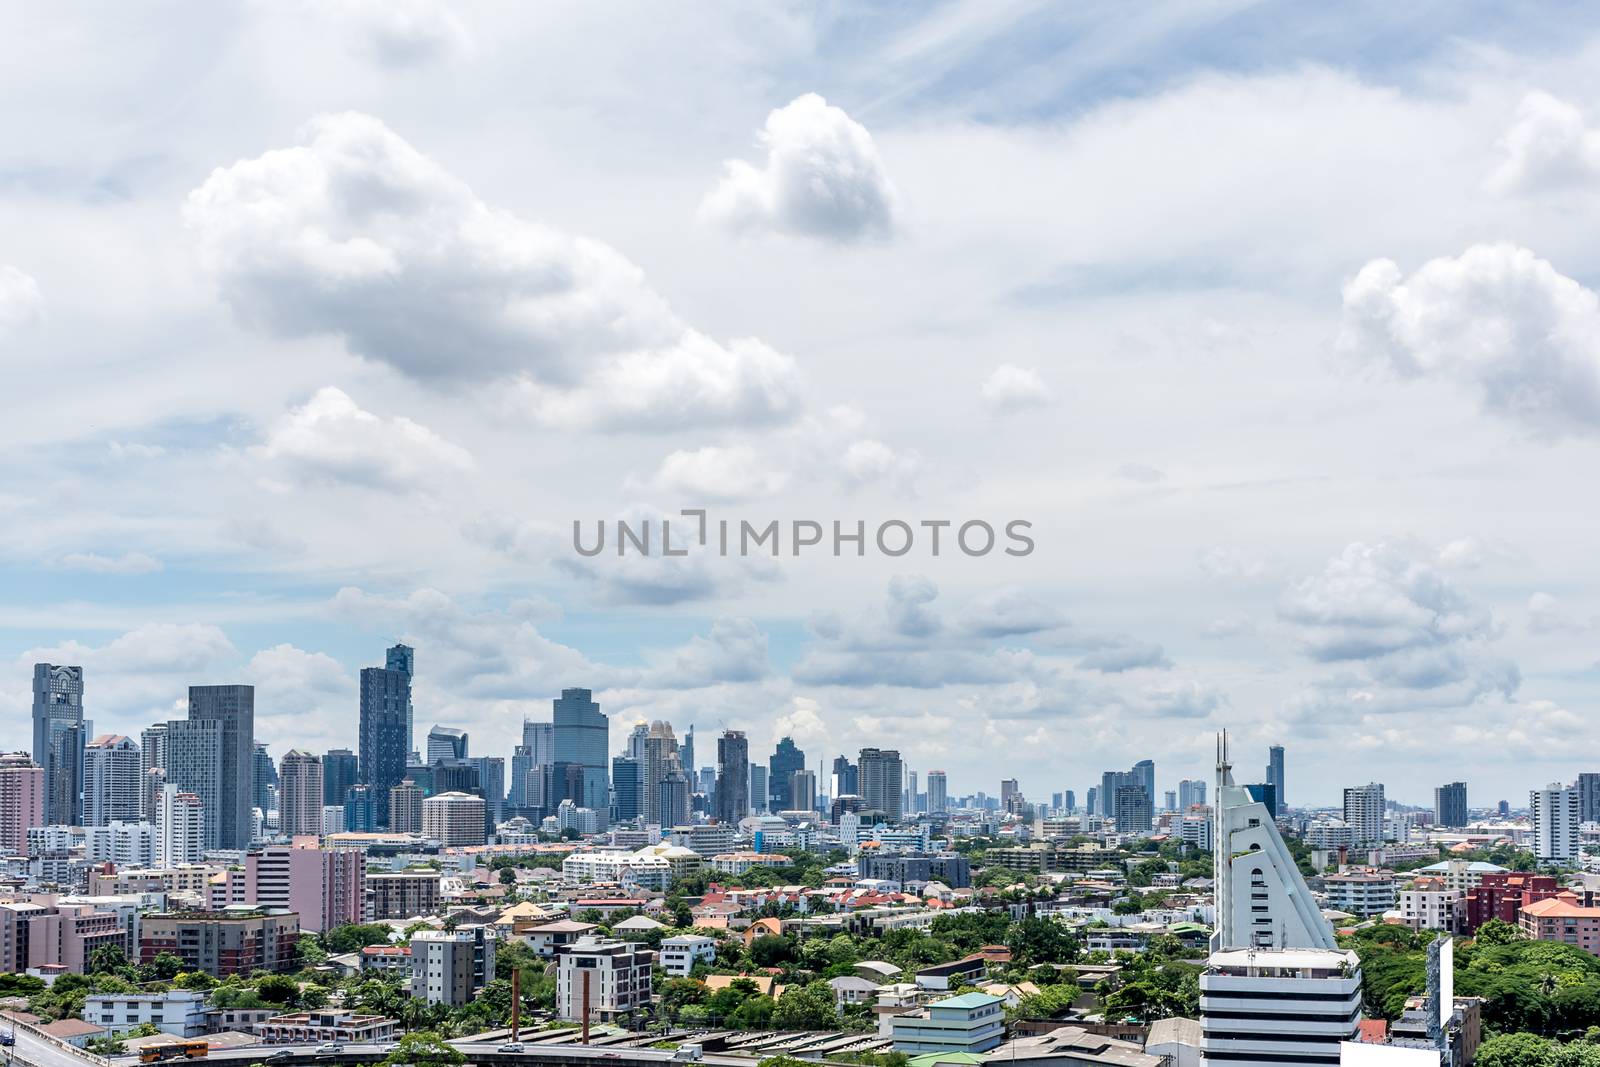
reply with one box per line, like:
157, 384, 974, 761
1164, 790, 1177, 812
385, 643, 415, 758
640, 722, 689, 827
768, 737, 806, 814
323, 749, 358, 807
279, 750, 324, 837
389, 779, 424, 834
45, 720, 87, 826
188, 685, 255, 849
156, 784, 205, 866
832, 755, 858, 798
1132, 760, 1156, 810
858, 748, 904, 822
1100, 770, 1134, 818
1531, 783, 1581, 865
1114, 785, 1152, 832
427, 726, 468, 762
1244, 782, 1277, 818
680, 727, 695, 778
611, 756, 641, 822
343, 784, 376, 832
749, 763, 768, 816
1063, 789, 1076, 813
359, 665, 410, 827
1342, 783, 1386, 846
1578, 773, 1600, 825
164, 718, 224, 850
1434, 782, 1468, 828
0, 754, 45, 854
698, 767, 716, 795
84, 734, 141, 826
790, 769, 817, 813
252, 741, 279, 817
32, 663, 86, 826
140, 723, 168, 818
1000, 778, 1021, 812
927, 770, 948, 814
715, 731, 749, 824
553, 689, 609, 817
470, 757, 505, 825
1085, 787, 1098, 818
1178, 778, 1202, 810
1266, 744, 1286, 809
143, 767, 167, 828
509, 720, 554, 807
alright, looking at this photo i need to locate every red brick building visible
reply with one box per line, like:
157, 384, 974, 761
1459, 873, 1559, 933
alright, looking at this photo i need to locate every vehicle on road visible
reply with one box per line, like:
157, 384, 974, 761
0, 1032, 13, 1046
316, 1044, 345, 1054
265, 1051, 293, 1063
499, 1043, 526, 1053
671, 1046, 703, 1062
140, 1040, 210, 1062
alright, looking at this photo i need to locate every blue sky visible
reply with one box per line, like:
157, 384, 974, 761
4, 1, 1600, 807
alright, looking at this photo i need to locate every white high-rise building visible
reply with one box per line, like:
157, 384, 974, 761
321, 805, 347, 835
1341, 782, 1385, 846
85, 734, 143, 827
1531, 783, 1581, 865
421, 791, 486, 846
1204, 733, 1362, 1066
278, 750, 324, 838
86, 821, 157, 866
156, 784, 205, 866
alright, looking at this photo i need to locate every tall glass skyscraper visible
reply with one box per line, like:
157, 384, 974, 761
768, 736, 806, 814
1266, 744, 1286, 809
385, 643, 415, 758
323, 748, 359, 807
552, 688, 608, 819
360, 666, 410, 827
32, 663, 86, 826
716, 730, 749, 823
187, 685, 254, 849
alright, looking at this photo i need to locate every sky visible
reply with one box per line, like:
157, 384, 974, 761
4, 1, 1600, 809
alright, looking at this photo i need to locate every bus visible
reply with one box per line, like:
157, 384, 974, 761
139, 1039, 210, 1062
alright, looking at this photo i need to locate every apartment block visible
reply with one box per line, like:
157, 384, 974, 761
138, 910, 301, 977
555, 936, 655, 1022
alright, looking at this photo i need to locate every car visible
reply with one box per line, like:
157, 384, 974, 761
265, 1052, 293, 1063
0, 1033, 13, 1047
316, 1044, 344, 1054
498, 1043, 526, 1053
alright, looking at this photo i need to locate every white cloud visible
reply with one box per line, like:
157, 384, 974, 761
55, 552, 163, 575
1527, 591, 1595, 634
186, 112, 802, 430
839, 438, 921, 495
245, 643, 355, 751
255, 386, 474, 492
315, 0, 472, 68
980, 363, 1054, 413
636, 444, 789, 503
644, 617, 770, 689
0, 265, 42, 329
1486, 91, 1600, 195
700, 93, 899, 243
1339, 243, 1600, 436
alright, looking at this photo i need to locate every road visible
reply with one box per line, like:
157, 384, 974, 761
8, 1026, 108, 1067
168, 1040, 755, 1067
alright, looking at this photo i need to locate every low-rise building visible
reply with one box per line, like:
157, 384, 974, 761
1321, 869, 1397, 917
890, 991, 1006, 1054
1520, 895, 1600, 952
84, 990, 209, 1037
1397, 877, 1462, 930
409, 926, 495, 1006
137, 909, 301, 977
711, 852, 790, 876
659, 934, 717, 977
367, 869, 441, 920
555, 936, 655, 1022
257, 1011, 398, 1045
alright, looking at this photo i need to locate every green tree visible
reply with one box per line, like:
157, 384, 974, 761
1476, 1032, 1556, 1067
1476, 918, 1524, 945
141, 952, 185, 982
749, 935, 798, 968
1007, 917, 1080, 966
772, 982, 837, 1030
256, 974, 301, 1005
382, 1031, 464, 1067
87, 944, 129, 975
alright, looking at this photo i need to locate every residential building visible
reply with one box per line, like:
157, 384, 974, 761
715, 730, 749, 824
84, 991, 208, 1037
368, 870, 441, 920
321, 806, 346, 835
257, 1011, 398, 1045
1579, 772, 1600, 826
1434, 782, 1468, 828
322, 749, 359, 808
1461, 872, 1560, 932
553, 688, 609, 818
1321, 870, 1397, 916
211, 842, 365, 933
86, 821, 157, 867
156, 785, 205, 866
187, 685, 255, 849
1178, 778, 1206, 810
278, 750, 324, 838
389, 779, 423, 834
1520, 895, 1600, 952
410, 926, 495, 1006
32, 663, 86, 827
769, 737, 807, 816
0, 753, 45, 854
164, 718, 224, 851
359, 666, 410, 828
555, 936, 655, 1022
1531, 783, 1581, 865
140, 725, 169, 819
859, 747, 904, 822
858, 852, 972, 888
890, 992, 1006, 1054
1397, 878, 1462, 931
421, 791, 486, 846
253, 742, 278, 815
138, 909, 301, 976
659, 934, 716, 977
85, 734, 142, 826
1342, 783, 1386, 847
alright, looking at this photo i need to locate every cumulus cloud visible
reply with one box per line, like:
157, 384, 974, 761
0, 265, 42, 329
186, 112, 802, 430
255, 386, 473, 492
316, 0, 472, 68
551, 505, 782, 607
55, 551, 163, 575
245, 644, 355, 751
644, 618, 770, 689
1486, 91, 1600, 195
980, 364, 1054, 413
958, 588, 1068, 638
700, 93, 898, 243
839, 439, 921, 495
1339, 243, 1600, 436
1527, 591, 1595, 635
637, 445, 788, 503
1079, 641, 1172, 673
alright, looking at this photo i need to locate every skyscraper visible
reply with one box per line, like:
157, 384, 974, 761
470, 756, 505, 826
188, 685, 255, 849
323, 748, 359, 807
552, 689, 609, 818
748, 763, 768, 816
84, 734, 142, 826
140, 724, 169, 818
279, 750, 324, 837
165, 718, 225, 850
360, 666, 410, 827
1531, 783, 1580, 865
1100, 770, 1134, 818
679, 727, 695, 779
1434, 781, 1468, 828
427, 726, 468, 762
1063, 789, 1076, 812
47, 721, 88, 827
1578, 773, 1600, 826
385, 643, 415, 758
927, 770, 948, 814
716, 731, 749, 824
1266, 744, 1286, 809
253, 741, 278, 814
156, 784, 204, 866
32, 663, 86, 826
611, 756, 641, 822
858, 748, 904, 822
831, 755, 857, 798
790, 769, 817, 813
1342, 782, 1386, 847
1000, 778, 1021, 812
509, 720, 554, 807
641, 722, 689, 827
769, 737, 806, 814
1132, 759, 1155, 810
1114, 784, 1153, 832
0, 754, 45, 854
1178, 778, 1205, 810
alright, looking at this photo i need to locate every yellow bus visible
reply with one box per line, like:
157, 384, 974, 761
139, 1039, 209, 1062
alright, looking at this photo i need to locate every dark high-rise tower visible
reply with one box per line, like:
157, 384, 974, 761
552, 689, 608, 817
1434, 781, 1468, 828
1267, 744, 1285, 809
386, 643, 415, 758
187, 685, 254, 849
359, 666, 410, 827
768, 737, 806, 814
716, 730, 750, 824
32, 663, 86, 826
832, 755, 857, 797
252, 742, 278, 814
323, 748, 359, 807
